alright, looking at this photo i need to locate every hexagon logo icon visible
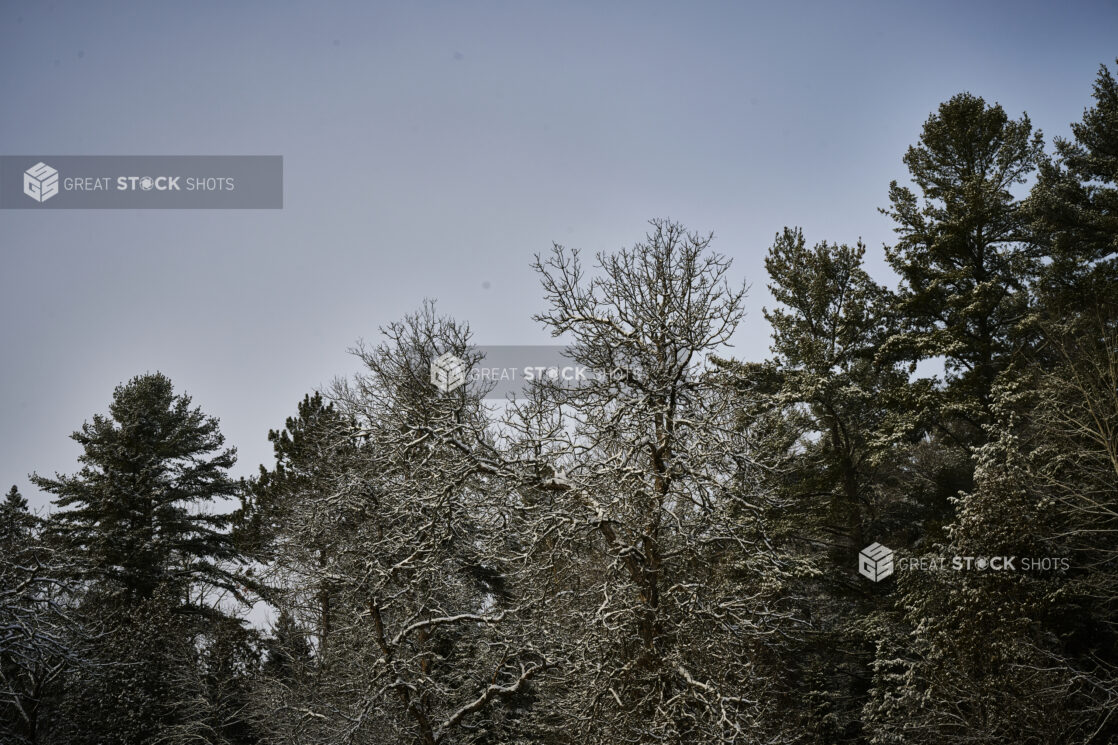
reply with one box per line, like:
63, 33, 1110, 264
430, 352, 467, 393
858, 542, 894, 582
24, 162, 59, 203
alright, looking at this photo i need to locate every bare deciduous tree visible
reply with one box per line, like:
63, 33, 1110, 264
502, 220, 807, 743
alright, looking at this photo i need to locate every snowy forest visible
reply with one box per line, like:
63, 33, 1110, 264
2, 61, 1117, 745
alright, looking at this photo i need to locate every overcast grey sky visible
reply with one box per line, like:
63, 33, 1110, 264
2, 0, 1116, 512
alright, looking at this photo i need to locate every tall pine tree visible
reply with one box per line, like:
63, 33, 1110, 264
1028, 60, 1118, 312
881, 93, 1044, 440
34, 372, 244, 605
33, 373, 252, 745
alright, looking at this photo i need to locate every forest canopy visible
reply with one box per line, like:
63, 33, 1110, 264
2, 61, 1117, 745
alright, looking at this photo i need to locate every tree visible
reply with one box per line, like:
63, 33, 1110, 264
0, 486, 34, 549
34, 373, 246, 605
241, 392, 359, 654
858, 102, 1049, 744
717, 229, 925, 743
156, 615, 263, 745
1028, 60, 1118, 312
881, 92, 1044, 439
260, 609, 312, 683
866, 68, 1118, 745
1024, 64, 1118, 680
511, 219, 806, 743
32, 373, 253, 744
756, 228, 922, 554
865, 356, 1117, 745
0, 487, 88, 745
252, 306, 547, 745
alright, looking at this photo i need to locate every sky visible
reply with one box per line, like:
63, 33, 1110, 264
2, 0, 1116, 513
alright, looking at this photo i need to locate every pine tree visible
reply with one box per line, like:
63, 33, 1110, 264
721, 229, 925, 743
34, 372, 244, 605
1028, 60, 1118, 312
0, 485, 35, 551
261, 609, 312, 682
866, 66, 1118, 745
31, 373, 252, 744
0, 486, 83, 745
881, 92, 1044, 439
241, 392, 358, 652
1, 486, 39, 744
759, 228, 921, 553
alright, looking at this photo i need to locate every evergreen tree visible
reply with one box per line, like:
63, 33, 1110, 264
0, 486, 85, 745
759, 228, 921, 553
34, 372, 244, 605
260, 609, 312, 682
241, 392, 358, 653
866, 66, 1118, 745
881, 93, 1044, 439
0, 486, 41, 745
721, 229, 926, 743
1028, 60, 1118, 312
0, 485, 34, 548
32, 373, 253, 744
